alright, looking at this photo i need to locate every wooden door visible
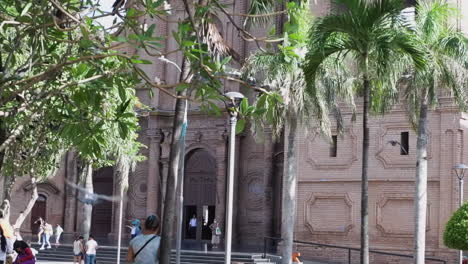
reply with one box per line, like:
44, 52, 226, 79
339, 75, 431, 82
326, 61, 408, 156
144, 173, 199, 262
91, 167, 114, 237
31, 195, 47, 233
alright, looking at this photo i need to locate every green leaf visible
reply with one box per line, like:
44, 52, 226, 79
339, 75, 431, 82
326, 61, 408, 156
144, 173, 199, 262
118, 122, 129, 139
145, 24, 156, 37
235, 119, 246, 134
20, 3, 32, 16
176, 83, 190, 92
130, 59, 152, 64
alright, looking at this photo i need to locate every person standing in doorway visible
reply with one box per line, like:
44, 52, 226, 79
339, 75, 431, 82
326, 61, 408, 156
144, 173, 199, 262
127, 215, 161, 264
209, 219, 221, 249
188, 215, 197, 239
55, 224, 64, 244
85, 235, 98, 264
40, 222, 52, 250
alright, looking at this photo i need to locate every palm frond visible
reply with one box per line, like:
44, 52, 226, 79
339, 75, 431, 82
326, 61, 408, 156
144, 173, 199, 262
244, 0, 276, 27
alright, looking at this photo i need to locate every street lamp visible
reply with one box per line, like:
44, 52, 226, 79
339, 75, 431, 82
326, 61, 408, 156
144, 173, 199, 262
224, 91, 244, 264
453, 163, 468, 264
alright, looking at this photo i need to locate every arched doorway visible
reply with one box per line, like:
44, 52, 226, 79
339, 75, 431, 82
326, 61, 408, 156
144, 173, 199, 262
183, 149, 217, 241
91, 167, 114, 237
31, 194, 47, 235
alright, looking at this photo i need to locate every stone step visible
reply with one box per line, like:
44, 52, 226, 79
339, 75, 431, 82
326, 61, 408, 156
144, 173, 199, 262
33, 244, 276, 264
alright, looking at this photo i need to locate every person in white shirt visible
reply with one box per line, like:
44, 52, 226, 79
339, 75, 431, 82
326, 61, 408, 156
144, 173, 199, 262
188, 215, 197, 239
40, 222, 53, 250
73, 236, 84, 264
55, 224, 64, 244
85, 235, 98, 264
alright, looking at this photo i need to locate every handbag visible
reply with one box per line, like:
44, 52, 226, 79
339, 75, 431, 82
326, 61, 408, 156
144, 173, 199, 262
215, 227, 221, 235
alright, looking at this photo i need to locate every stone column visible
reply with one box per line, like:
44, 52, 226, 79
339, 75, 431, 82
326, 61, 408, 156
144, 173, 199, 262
438, 111, 461, 248
263, 130, 275, 238
159, 130, 172, 217
64, 152, 78, 234
146, 129, 162, 216
216, 131, 228, 236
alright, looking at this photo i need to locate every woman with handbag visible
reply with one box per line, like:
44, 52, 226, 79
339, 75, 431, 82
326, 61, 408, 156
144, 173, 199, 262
127, 215, 161, 264
209, 219, 221, 249
12, 241, 34, 264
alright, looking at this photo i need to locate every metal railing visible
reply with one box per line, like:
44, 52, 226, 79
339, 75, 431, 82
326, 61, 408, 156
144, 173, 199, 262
262, 236, 283, 258
262, 237, 447, 264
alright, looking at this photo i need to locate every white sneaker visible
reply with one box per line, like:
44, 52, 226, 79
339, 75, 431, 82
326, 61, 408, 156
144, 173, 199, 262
47, 246, 51, 249
39, 247, 44, 250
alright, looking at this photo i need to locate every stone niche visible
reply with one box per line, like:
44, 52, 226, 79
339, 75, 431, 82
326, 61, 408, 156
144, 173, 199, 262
306, 128, 357, 169
375, 123, 432, 168
376, 193, 430, 237
304, 193, 354, 235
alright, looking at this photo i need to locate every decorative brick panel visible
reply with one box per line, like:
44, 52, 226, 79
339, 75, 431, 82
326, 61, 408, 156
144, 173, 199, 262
304, 193, 354, 235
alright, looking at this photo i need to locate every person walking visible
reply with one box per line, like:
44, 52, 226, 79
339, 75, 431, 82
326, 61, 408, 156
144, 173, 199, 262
209, 219, 221, 249
55, 224, 64, 244
32, 218, 44, 244
188, 215, 197, 239
73, 236, 84, 264
127, 215, 161, 264
12, 241, 35, 264
39, 222, 52, 250
85, 235, 98, 264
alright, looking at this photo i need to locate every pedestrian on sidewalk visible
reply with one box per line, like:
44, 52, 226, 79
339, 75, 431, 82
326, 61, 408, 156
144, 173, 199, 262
39, 222, 52, 250
13, 241, 35, 264
85, 235, 98, 264
209, 219, 221, 249
127, 215, 161, 264
73, 236, 84, 264
55, 224, 63, 244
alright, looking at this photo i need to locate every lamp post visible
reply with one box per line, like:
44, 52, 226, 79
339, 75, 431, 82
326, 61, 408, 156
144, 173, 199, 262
224, 91, 244, 264
453, 164, 468, 264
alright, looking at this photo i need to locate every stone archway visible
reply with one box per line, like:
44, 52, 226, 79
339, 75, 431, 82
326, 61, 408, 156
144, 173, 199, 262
183, 148, 217, 241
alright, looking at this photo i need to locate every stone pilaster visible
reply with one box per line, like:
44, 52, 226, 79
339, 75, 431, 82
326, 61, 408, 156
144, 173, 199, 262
146, 129, 162, 216
64, 152, 78, 234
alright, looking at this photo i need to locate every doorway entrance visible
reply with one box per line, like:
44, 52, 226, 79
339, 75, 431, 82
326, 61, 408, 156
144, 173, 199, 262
183, 149, 217, 241
31, 194, 47, 234
91, 167, 114, 237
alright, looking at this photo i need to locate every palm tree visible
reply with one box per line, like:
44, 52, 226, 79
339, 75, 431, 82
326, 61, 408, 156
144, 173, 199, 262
404, 1, 468, 263
302, 0, 426, 263
243, 2, 333, 263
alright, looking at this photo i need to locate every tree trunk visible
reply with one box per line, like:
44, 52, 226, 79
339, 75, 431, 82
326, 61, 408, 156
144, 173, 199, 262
1, 174, 16, 221
360, 77, 370, 264
13, 178, 39, 233
414, 96, 428, 264
80, 163, 93, 239
160, 91, 188, 264
280, 116, 297, 264
114, 155, 130, 264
